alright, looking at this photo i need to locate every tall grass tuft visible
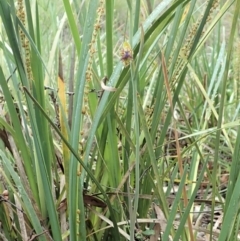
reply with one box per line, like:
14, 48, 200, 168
0, 0, 239, 241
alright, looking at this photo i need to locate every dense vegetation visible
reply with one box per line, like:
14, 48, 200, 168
0, 0, 240, 240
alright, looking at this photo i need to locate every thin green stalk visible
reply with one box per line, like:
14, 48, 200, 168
62, 0, 81, 55
215, 2, 240, 241
106, 0, 114, 76
130, 69, 140, 241
133, 0, 140, 34
125, 2, 141, 240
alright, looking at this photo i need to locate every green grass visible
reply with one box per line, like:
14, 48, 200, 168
0, 0, 240, 241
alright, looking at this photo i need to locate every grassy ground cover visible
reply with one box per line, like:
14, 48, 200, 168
0, 0, 240, 240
